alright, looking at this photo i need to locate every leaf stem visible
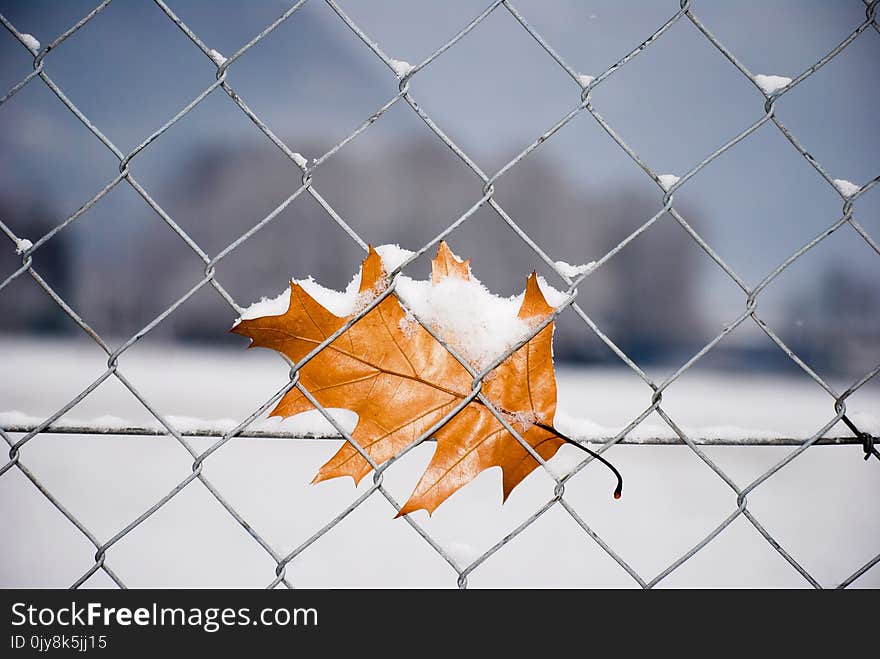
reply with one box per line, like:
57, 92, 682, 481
536, 422, 623, 500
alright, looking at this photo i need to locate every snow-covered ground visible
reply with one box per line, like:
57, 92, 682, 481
1, 336, 878, 588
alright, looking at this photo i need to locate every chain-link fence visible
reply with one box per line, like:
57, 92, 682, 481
1, 0, 878, 589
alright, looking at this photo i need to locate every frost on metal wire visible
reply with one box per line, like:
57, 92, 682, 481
0, 0, 878, 590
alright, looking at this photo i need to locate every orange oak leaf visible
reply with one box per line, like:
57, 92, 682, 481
431, 240, 471, 283
232, 242, 621, 515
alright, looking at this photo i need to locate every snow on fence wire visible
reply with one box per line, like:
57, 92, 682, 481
1, 0, 879, 589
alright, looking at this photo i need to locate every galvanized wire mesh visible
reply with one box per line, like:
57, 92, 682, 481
1, 0, 878, 589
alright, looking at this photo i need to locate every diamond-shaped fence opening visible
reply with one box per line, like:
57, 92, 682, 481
1, 0, 878, 589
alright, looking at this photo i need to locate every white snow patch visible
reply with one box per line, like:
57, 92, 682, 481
754, 74, 791, 94
398, 308, 417, 337
7, 404, 870, 445
21, 33, 40, 51
208, 48, 227, 65
833, 178, 860, 197
396, 272, 566, 369
305, 274, 364, 317
255, 409, 358, 435
577, 73, 595, 87
3, 375, 878, 450
554, 409, 799, 445
553, 410, 609, 443
236, 245, 412, 324
15, 238, 33, 254
546, 411, 823, 478
291, 152, 308, 169
554, 260, 594, 278
389, 58, 414, 77
235, 244, 569, 369
374, 243, 414, 274
235, 287, 292, 325
395, 276, 530, 368
0, 411, 43, 427
658, 174, 680, 191
0, 410, 357, 438
536, 277, 569, 308
351, 283, 385, 315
